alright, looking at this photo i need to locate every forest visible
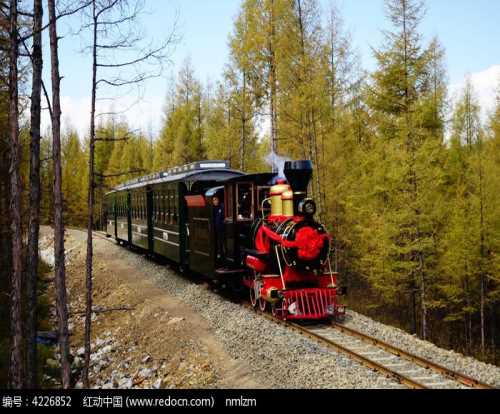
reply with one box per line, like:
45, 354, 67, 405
1, 0, 500, 389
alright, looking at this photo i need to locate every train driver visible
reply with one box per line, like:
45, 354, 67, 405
213, 195, 225, 261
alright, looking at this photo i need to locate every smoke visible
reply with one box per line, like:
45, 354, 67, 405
265, 151, 291, 180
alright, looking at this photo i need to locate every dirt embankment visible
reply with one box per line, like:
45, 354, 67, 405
40, 227, 260, 389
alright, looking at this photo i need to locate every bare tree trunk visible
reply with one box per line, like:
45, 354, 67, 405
478, 140, 486, 355
269, 0, 278, 162
8, 0, 24, 390
83, 0, 97, 388
239, 71, 247, 171
418, 252, 427, 340
26, 0, 43, 389
48, 0, 71, 389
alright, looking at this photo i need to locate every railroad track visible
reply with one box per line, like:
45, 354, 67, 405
257, 311, 494, 389
93, 230, 494, 389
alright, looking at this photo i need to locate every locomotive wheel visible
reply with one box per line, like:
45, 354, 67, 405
249, 286, 258, 308
258, 297, 267, 312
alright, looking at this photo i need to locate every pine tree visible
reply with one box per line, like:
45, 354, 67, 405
230, 0, 290, 162
156, 60, 206, 168
62, 129, 87, 225
364, 0, 447, 339
485, 85, 500, 355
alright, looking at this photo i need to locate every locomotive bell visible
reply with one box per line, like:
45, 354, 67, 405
284, 160, 313, 214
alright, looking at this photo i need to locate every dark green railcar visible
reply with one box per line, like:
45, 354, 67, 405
104, 161, 243, 272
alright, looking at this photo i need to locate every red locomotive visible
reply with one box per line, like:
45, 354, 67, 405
104, 159, 345, 321
242, 160, 345, 320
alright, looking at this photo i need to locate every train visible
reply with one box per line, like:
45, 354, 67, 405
103, 159, 345, 321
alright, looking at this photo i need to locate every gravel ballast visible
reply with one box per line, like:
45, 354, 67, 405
112, 246, 402, 389
75, 231, 500, 389
343, 310, 500, 388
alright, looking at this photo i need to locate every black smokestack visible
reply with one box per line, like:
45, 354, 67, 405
284, 160, 313, 214
284, 160, 312, 195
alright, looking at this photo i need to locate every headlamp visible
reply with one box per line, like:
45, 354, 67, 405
298, 198, 316, 216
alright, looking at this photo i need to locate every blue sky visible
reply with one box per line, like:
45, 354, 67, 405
47, 0, 500, 137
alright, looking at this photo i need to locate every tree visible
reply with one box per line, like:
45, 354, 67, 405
82, 0, 175, 387
62, 129, 87, 225
364, 0, 447, 339
0, 0, 13, 388
7, 0, 24, 389
48, 0, 71, 389
230, 0, 290, 166
156, 59, 206, 169
440, 79, 496, 355
26, 0, 43, 387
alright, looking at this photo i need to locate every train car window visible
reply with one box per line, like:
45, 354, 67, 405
173, 193, 178, 225
173, 192, 177, 224
160, 194, 163, 222
237, 183, 253, 221
153, 194, 157, 222
157, 193, 160, 222
225, 185, 233, 220
165, 191, 170, 224
258, 187, 271, 213
158, 193, 162, 223
170, 192, 174, 224
163, 190, 169, 224
166, 190, 170, 224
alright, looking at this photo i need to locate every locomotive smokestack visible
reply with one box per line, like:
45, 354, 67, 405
284, 160, 313, 214
284, 160, 313, 195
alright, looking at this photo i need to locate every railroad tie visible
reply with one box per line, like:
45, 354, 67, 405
371, 355, 399, 363
412, 375, 445, 383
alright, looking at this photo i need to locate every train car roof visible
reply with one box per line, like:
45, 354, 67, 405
224, 172, 277, 185
106, 161, 244, 194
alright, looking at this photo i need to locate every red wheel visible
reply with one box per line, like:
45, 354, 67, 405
259, 297, 267, 312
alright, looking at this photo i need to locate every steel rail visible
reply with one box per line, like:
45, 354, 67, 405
254, 310, 426, 389
331, 322, 494, 389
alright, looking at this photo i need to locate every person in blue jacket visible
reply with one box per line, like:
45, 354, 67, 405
213, 195, 225, 261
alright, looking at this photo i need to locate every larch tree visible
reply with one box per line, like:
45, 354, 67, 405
156, 59, 206, 168
365, 0, 447, 339
62, 129, 88, 225
81, 0, 175, 387
48, 0, 72, 388
7, 0, 24, 389
231, 0, 289, 167
440, 78, 493, 354
485, 85, 500, 355
0, 2, 11, 387
26, 0, 43, 387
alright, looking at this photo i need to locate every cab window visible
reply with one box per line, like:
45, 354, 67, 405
237, 183, 253, 221
258, 187, 270, 213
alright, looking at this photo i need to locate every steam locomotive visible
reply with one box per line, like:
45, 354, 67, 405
103, 159, 345, 321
